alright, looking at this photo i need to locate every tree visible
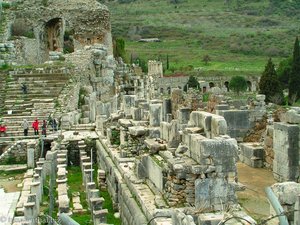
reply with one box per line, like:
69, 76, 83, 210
202, 54, 211, 65
166, 54, 170, 70
183, 75, 200, 92
113, 38, 126, 60
229, 76, 247, 95
288, 37, 300, 104
259, 58, 284, 104
277, 57, 292, 89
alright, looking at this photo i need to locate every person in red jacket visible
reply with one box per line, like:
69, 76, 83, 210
0, 123, 7, 137
32, 119, 39, 135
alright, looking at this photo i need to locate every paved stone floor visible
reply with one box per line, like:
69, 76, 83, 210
237, 162, 276, 222
0, 188, 20, 225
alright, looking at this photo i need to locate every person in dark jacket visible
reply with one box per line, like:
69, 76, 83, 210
42, 120, 47, 137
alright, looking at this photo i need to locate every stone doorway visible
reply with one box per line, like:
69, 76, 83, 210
45, 18, 63, 52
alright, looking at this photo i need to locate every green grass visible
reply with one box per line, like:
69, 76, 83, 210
67, 166, 121, 224
101, 190, 121, 225
106, 0, 300, 75
68, 166, 92, 224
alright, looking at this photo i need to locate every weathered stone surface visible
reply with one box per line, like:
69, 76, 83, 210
272, 182, 300, 205
240, 142, 264, 168
273, 122, 299, 181
195, 178, 236, 210
128, 126, 147, 136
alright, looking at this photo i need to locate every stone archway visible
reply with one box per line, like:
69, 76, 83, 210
209, 82, 215, 88
45, 18, 63, 52
247, 81, 252, 91
224, 81, 229, 92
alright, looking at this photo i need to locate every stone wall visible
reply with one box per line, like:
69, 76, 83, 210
0, 141, 28, 164
9, 0, 112, 64
264, 125, 274, 169
96, 139, 148, 225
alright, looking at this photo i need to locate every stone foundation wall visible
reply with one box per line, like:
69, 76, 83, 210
0, 141, 27, 164
96, 139, 148, 225
264, 125, 274, 169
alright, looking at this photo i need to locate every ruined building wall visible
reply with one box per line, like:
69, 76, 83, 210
10, 0, 112, 64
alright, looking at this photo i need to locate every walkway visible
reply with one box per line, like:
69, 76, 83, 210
237, 162, 276, 221
0, 188, 20, 225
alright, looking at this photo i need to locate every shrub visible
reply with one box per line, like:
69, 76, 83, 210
229, 76, 248, 95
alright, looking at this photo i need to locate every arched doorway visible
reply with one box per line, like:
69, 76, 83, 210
247, 81, 252, 91
224, 81, 229, 92
45, 18, 63, 52
209, 82, 215, 88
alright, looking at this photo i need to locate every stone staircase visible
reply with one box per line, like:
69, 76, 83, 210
1, 71, 71, 136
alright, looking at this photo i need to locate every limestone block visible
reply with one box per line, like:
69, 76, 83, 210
285, 109, 300, 124
145, 156, 165, 191
191, 136, 238, 173
217, 110, 251, 140
254, 94, 265, 102
189, 111, 212, 131
211, 114, 227, 138
177, 108, 191, 124
118, 119, 132, 128
148, 127, 161, 138
195, 178, 236, 210
273, 122, 299, 181
149, 103, 162, 127
240, 142, 264, 168
58, 194, 70, 213
144, 139, 167, 154
198, 213, 223, 225
271, 182, 300, 205
215, 104, 229, 110
123, 95, 136, 115
128, 126, 147, 136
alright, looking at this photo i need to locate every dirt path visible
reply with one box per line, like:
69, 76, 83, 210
237, 162, 276, 221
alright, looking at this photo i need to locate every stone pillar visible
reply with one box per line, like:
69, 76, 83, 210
24, 194, 38, 225
273, 122, 299, 181
162, 99, 172, 122
122, 95, 136, 116
27, 148, 35, 168
93, 209, 108, 225
149, 103, 162, 127
89, 92, 97, 122
294, 195, 300, 225
177, 108, 191, 125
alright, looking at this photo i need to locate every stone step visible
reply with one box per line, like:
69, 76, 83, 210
10, 73, 70, 78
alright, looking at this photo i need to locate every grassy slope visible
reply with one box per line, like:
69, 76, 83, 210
106, 0, 300, 76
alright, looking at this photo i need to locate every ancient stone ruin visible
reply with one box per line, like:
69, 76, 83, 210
0, 0, 300, 225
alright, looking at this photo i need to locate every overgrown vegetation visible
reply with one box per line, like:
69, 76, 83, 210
106, 0, 300, 74
111, 129, 120, 146
68, 166, 92, 224
183, 75, 200, 92
229, 76, 247, 96
78, 88, 88, 108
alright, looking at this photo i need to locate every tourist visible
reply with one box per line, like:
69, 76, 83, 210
21, 83, 27, 94
22, 119, 29, 136
0, 123, 7, 137
32, 118, 39, 135
53, 118, 58, 131
42, 120, 47, 137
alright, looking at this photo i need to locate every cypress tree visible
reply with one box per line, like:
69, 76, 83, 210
288, 37, 300, 104
259, 58, 284, 104
166, 54, 169, 70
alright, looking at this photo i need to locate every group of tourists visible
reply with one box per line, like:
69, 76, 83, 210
21, 117, 58, 136
0, 116, 59, 137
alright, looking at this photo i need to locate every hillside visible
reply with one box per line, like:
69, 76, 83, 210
105, 0, 300, 76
